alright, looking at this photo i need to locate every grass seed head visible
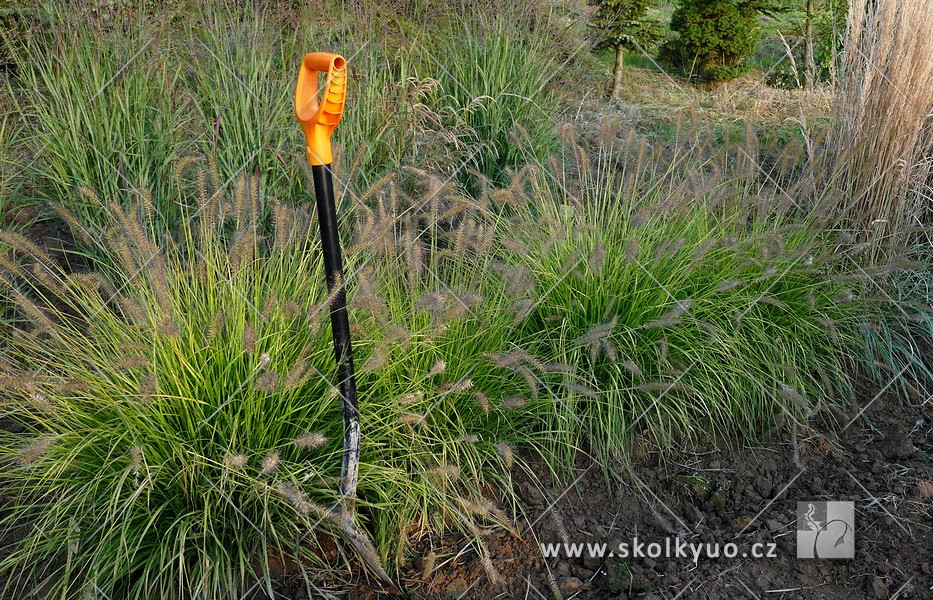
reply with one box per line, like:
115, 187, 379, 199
542, 361, 573, 373
416, 291, 450, 313
398, 413, 428, 431
50, 204, 93, 245
486, 351, 523, 369
501, 396, 527, 410
398, 391, 424, 406
480, 552, 503, 586
119, 298, 148, 327
0, 231, 55, 266
779, 385, 807, 409
363, 346, 388, 372
254, 372, 279, 392
262, 294, 279, 321
698, 322, 720, 343
323, 272, 345, 309
427, 464, 460, 480
223, 454, 248, 470
0, 253, 25, 279
208, 310, 226, 340
547, 570, 564, 600
501, 239, 527, 255
497, 441, 514, 469
294, 433, 328, 450
284, 357, 310, 390
566, 382, 598, 399
835, 289, 855, 303
274, 481, 311, 515
28, 390, 54, 413
138, 375, 156, 404
426, 360, 446, 378
157, 320, 180, 339
58, 379, 91, 393
261, 451, 281, 474
622, 360, 642, 376
718, 278, 743, 292
242, 323, 257, 354
11, 289, 56, 333
551, 510, 570, 546
113, 355, 149, 371
128, 445, 143, 471
442, 378, 473, 395
516, 365, 539, 398
20, 435, 57, 465
589, 242, 606, 270
758, 295, 789, 310
31, 263, 67, 299
107, 230, 138, 276
511, 297, 535, 325
420, 551, 437, 581
474, 392, 491, 413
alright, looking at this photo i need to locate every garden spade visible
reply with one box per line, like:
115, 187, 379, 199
295, 53, 395, 585
294, 53, 361, 508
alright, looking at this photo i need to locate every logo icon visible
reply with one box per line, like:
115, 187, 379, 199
796, 501, 855, 559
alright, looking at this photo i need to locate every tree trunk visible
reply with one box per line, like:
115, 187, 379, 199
805, 0, 817, 90
612, 45, 625, 99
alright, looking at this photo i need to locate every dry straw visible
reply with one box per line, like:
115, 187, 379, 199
824, 0, 933, 255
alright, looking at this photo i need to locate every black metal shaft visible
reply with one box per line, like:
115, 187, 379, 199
311, 163, 360, 503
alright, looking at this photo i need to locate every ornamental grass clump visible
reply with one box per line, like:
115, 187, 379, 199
817, 0, 933, 258
500, 125, 881, 460
0, 165, 543, 598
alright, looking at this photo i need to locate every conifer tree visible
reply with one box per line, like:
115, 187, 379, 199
588, 0, 662, 98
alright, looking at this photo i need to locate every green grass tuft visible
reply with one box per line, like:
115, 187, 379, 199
0, 175, 539, 597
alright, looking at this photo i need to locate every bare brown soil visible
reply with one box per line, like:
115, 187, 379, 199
327, 391, 932, 600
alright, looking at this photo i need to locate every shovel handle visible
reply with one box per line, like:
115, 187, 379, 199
295, 52, 347, 166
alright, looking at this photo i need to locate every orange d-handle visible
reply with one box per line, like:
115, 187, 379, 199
295, 52, 347, 166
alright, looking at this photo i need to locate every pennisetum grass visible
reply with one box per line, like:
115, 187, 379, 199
496, 123, 892, 464
0, 156, 550, 598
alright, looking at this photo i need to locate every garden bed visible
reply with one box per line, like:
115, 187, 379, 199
170, 390, 930, 600
5, 388, 930, 600
1, 1, 931, 599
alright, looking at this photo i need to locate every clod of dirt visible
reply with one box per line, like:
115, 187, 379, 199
521, 481, 544, 505
581, 553, 601, 571
765, 518, 785, 532
916, 480, 933, 500
878, 428, 917, 460
560, 576, 584, 593
871, 576, 890, 599
445, 578, 468, 598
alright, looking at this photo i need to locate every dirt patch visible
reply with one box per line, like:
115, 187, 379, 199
368, 392, 932, 600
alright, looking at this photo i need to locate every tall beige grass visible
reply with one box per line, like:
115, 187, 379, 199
826, 0, 933, 255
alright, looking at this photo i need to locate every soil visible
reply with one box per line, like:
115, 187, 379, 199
333, 390, 932, 600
